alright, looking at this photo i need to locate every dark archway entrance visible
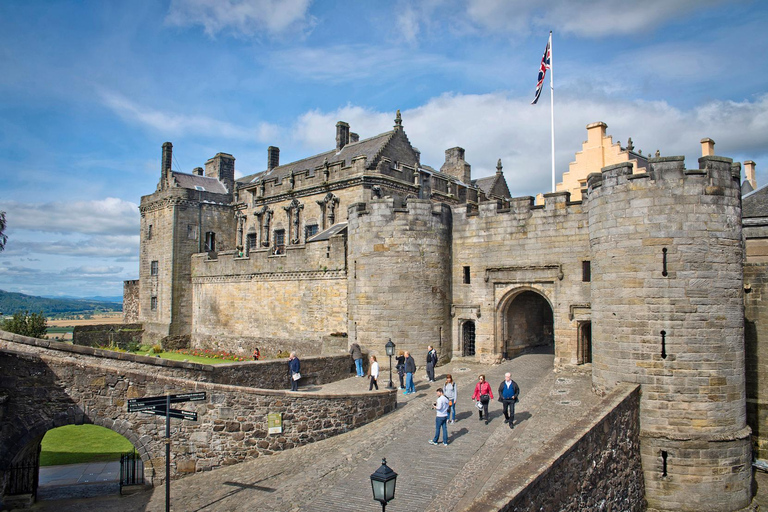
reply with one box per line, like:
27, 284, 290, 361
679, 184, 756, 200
578, 321, 592, 364
462, 321, 476, 356
503, 290, 554, 358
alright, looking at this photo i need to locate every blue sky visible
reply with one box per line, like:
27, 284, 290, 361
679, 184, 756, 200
1, 0, 767, 298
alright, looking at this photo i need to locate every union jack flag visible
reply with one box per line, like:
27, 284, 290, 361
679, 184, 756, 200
531, 36, 551, 105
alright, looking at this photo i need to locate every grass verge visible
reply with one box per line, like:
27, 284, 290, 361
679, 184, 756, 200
40, 424, 135, 466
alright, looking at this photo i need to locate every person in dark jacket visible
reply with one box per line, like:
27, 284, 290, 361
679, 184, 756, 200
498, 372, 520, 428
404, 351, 416, 394
350, 342, 364, 377
426, 345, 437, 382
395, 350, 406, 389
288, 352, 301, 391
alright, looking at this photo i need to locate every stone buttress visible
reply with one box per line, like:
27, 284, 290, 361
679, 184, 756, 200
588, 156, 752, 511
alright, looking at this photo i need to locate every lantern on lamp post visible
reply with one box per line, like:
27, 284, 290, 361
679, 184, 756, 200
385, 339, 396, 389
370, 458, 397, 511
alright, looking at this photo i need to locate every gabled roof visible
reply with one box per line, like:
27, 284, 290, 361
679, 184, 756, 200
238, 130, 401, 188
743, 182, 768, 217
473, 172, 511, 199
171, 171, 228, 194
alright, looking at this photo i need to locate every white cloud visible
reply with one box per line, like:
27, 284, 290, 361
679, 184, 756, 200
99, 90, 278, 141
6, 236, 139, 259
291, 92, 768, 196
0, 198, 139, 236
465, 0, 728, 38
61, 266, 124, 276
166, 0, 314, 38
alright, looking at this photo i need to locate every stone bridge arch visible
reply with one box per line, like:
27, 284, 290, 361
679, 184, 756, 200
495, 287, 554, 359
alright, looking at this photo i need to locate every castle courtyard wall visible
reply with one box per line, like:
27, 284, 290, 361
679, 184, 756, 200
451, 193, 591, 365
190, 233, 348, 356
744, 262, 768, 459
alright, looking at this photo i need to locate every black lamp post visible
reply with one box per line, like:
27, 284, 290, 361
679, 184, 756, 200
385, 339, 396, 389
370, 458, 397, 511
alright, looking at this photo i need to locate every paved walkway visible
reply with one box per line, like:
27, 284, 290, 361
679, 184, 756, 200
32, 350, 607, 511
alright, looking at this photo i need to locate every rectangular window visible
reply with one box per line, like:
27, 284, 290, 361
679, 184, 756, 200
150, 296, 157, 311
150, 260, 159, 276
305, 224, 319, 240
274, 229, 285, 255
246, 233, 257, 251
147, 224, 153, 240
187, 224, 198, 240
582, 261, 591, 282
463, 266, 471, 284
205, 232, 216, 252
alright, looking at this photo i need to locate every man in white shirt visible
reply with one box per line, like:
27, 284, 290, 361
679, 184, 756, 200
429, 388, 450, 446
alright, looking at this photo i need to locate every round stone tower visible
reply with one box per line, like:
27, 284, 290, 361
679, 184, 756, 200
588, 156, 751, 511
346, 198, 452, 364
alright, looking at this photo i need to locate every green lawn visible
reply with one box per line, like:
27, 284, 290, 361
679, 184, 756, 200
40, 424, 135, 466
141, 350, 231, 364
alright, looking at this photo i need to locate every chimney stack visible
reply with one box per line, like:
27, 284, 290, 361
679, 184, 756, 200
701, 137, 715, 157
336, 121, 350, 151
745, 160, 757, 190
162, 142, 173, 174
193, 167, 204, 176
268, 146, 280, 170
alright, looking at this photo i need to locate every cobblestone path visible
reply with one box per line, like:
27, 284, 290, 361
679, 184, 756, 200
32, 352, 605, 512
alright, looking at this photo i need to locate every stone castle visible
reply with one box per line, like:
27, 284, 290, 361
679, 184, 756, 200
126, 112, 766, 511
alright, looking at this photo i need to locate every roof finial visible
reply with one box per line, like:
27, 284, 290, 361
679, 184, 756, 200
627, 137, 634, 151
496, 159, 503, 174
394, 109, 402, 130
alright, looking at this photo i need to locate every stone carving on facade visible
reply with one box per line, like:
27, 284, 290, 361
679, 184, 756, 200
323, 157, 330, 182
317, 192, 339, 230
256, 205, 273, 247
235, 211, 246, 252
284, 198, 304, 244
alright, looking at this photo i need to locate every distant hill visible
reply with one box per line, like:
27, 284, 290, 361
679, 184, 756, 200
43, 294, 123, 303
0, 290, 122, 317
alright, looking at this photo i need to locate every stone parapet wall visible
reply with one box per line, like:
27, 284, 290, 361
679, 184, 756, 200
481, 384, 644, 512
0, 331, 355, 390
72, 323, 143, 349
744, 262, 768, 460
0, 331, 395, 490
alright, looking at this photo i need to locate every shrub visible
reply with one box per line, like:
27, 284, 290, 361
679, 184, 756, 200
152, 344, 162, 354
1, 310, 48, 338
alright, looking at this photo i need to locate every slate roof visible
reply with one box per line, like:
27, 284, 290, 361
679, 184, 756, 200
473, 172, 510, 199
308, 222, 348, 242
742, 180, 755, 195
238, 131, 396, 188
742, 183, 768, 217
171, 171, 228, 194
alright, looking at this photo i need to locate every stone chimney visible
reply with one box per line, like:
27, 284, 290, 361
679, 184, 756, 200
336, 121, 350, 151
205, 152, 236, 195
160, 142, 173, 190
268, 146, 280, 170
193, 167, 204, 176
745, 160, 757, 190
701, 138, 715, 157
586, 122, 608, 147
440, 147, 471, 184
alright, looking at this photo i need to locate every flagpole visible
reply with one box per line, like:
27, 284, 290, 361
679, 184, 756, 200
549, 30, 555, 193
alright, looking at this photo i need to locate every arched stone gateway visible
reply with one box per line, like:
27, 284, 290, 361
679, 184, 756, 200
499, 289, 554, 358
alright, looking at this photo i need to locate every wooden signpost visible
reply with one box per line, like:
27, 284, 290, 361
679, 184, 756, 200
128, 391, 206, 512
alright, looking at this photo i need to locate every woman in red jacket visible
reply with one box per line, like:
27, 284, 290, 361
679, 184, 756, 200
472, 374, 494, 425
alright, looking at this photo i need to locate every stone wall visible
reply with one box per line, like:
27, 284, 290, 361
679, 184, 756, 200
744, 262, 768, 460
0, 331, 356, 390
477, 384, 644, 512
123, 279, 139, 323
72, 324, 143, 349
0, 331, 395, 500
451, 193, 590, 365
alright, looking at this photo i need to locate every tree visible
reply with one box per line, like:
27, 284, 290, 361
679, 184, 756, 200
0, 210, 6, 252
1, 310, 48, 338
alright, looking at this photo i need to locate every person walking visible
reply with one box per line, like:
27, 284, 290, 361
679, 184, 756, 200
288, 352, 301, 391
472, 374, 493, 424
395, 350, 406, 390
498, 372, 520, 428
404, 351, 416, 394
350, 342, 364, 377
443, 374, 457, 424
252, 347, 260, 361
429, 388, 450, 446
426, 345, 437, 382
369, 355, 380, 390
